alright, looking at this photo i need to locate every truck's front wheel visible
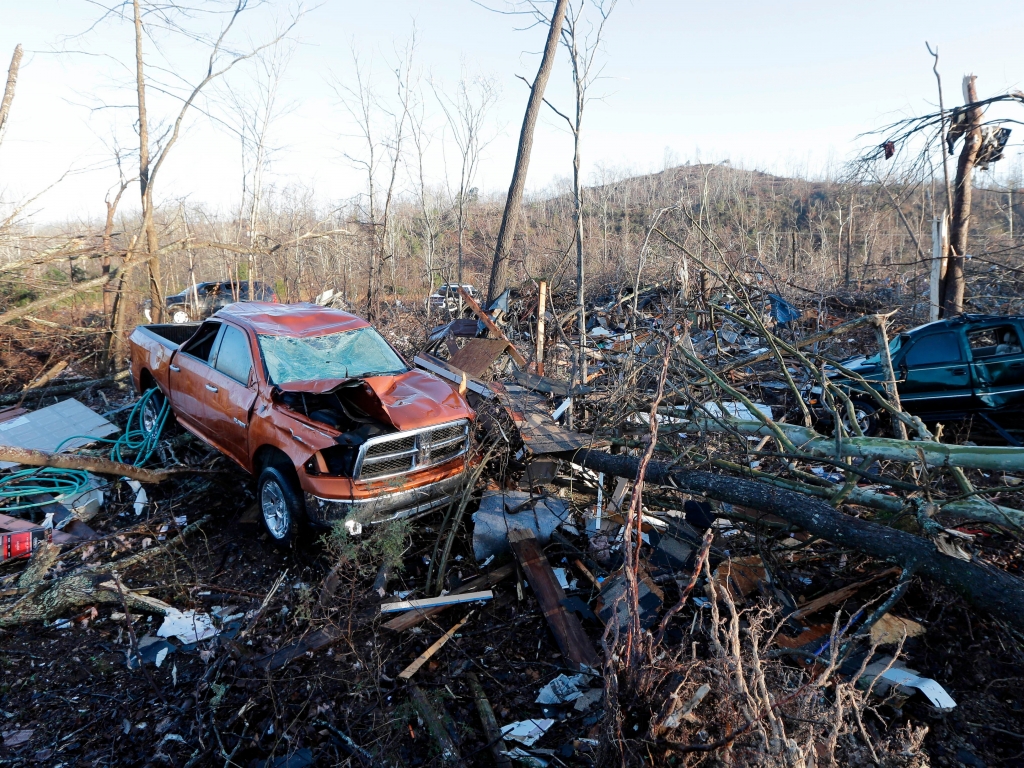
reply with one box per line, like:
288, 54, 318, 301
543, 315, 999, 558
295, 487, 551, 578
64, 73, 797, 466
258, 465, 304, 547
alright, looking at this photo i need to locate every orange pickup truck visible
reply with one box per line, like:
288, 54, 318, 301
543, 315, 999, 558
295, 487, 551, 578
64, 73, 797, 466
129, 302, 474, 545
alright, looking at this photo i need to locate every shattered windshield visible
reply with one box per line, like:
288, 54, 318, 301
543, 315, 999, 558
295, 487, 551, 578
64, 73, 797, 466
258, 327, 407, 385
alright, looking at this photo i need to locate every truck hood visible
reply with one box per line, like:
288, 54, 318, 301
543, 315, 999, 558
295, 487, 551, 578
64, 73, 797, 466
275, 369, 473, 431
836, 354, 882, 378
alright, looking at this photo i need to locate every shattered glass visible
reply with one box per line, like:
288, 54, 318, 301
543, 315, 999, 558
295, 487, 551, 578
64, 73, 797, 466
258, 327, 407, 384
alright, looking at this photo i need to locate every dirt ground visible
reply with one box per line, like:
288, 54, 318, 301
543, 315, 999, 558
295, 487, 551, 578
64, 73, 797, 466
2, 392, 1023, 767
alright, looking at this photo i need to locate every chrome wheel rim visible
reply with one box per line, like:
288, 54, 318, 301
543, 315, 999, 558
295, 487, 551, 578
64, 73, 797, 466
261, 479, 289, 539
142, 400, 160, 433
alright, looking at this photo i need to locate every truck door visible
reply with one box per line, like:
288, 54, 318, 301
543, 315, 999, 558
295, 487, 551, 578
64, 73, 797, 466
967, 322, 1024, 411
895, 330, 973, 418
198, 323, 257, 468
169, 320, 223, 437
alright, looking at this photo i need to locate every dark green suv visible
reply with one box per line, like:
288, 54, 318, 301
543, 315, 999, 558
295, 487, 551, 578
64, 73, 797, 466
809, 314, 1024, 437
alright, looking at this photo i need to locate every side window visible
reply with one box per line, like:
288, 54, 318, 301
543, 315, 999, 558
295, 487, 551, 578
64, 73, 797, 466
904, 332, 962, 367
213, 325, 253, 384
180, 322, 222, 363
968, 325, 1022, 358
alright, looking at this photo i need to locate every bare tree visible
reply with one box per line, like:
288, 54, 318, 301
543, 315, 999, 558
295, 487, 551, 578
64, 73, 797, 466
333, 37, 415, 320
0, 44, 23, 150
119, 0, 300, 321
486, 0, 569, 304
226, 42, 294, 297
407, 92, 442, 313
533, 0, 616, 385
434, 69, 500, 296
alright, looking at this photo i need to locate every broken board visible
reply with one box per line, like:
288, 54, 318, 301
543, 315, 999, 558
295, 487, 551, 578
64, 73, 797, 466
508, 528, 599, 668
495, 383, 598, 456
446, 338, 511, 378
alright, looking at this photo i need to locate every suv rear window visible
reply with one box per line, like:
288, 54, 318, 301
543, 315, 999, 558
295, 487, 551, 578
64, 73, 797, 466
968, 325, 1022, 358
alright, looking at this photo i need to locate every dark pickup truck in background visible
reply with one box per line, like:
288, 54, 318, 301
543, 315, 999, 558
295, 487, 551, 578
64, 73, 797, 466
165, 280, 279, 324
809, 314, 1024, 438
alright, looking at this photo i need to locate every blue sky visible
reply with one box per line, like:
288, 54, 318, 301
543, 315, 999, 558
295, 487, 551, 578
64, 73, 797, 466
2, 0, 1023, 222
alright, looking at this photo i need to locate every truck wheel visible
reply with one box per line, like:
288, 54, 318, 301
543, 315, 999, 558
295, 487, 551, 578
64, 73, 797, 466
258, 465, 304, 547
141, 387, 168, 434
842, 401, 880, 436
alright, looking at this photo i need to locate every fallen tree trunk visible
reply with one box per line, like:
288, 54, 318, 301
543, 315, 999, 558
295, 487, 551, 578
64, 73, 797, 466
670, 416, 1024, 473
0, 445, 171, 483
0, 515, 211, 627
564, 448, 1024, 630
0, 274, 111, 327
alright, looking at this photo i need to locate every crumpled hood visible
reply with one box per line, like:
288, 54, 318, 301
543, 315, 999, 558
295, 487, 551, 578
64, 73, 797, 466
365, 369, 474, 430
274, 369, 473, 431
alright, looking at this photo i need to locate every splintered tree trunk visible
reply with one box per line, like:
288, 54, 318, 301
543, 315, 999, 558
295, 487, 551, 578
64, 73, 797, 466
0, 44, 23, 148
565, 448, 1024, 630
943, 75, 982, 316
486, 0, 569, 304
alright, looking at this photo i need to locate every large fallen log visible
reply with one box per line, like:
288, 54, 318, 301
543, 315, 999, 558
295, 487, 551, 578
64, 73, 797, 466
0, 515, 211, 627
564, 448, 1024, 630
0, 445, 171, 483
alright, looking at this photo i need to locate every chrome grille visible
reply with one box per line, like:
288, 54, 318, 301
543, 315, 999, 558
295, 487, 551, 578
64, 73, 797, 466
355, 420, 470, 480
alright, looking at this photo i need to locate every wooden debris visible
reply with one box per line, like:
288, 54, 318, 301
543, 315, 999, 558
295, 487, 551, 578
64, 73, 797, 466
458, 287, 527, 367
397, 612, 472, 680
254, 626, 345, 672
446, 338, 511, 378
0, 445, 171, 483
507, 527, 600, 668
466, 672, 512, 768
790, 567, 901, 620
380, 591, 493, 614
23, 360, 68, 391
408, 682, 466, 767
383, 564, 514, 632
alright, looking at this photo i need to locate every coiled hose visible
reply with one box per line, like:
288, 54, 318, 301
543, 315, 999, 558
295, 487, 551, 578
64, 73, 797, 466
0, 388, 170, 512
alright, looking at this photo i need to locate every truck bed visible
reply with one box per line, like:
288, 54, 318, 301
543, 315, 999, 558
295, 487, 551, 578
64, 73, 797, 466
138, 323, 201, 347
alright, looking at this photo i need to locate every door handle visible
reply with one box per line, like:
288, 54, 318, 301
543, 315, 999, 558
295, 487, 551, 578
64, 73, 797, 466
1010, 362, 1023, 368
951, 368, 967, 376
205, 384, 218, 393
233, 417, 246, 428
169, 364, 180, 372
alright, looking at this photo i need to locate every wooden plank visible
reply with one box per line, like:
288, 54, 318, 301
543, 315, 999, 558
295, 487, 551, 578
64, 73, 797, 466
467, 672, 512, 768
507, 528, 600, 668
458, 287, 528, 367
397, 613, 472, 680
254, 625, 345, 671
447, 338, 510, 378
379, 590, 493, 614
413, 354, 495, 400
383, 564, 515, 632
790, 567, 901, 620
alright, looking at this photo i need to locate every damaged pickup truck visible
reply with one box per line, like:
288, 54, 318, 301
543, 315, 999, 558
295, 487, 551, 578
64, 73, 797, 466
129, 302, 474, 545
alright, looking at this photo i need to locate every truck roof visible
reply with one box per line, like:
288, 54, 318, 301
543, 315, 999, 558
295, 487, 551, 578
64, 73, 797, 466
215, 301, 370, 338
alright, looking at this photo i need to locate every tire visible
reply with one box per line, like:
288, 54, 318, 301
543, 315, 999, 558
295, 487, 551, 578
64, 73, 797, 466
257, 464, 304, 547
141, 387, 167, 434
841, 401, 880, 437
171, 309, 191, 324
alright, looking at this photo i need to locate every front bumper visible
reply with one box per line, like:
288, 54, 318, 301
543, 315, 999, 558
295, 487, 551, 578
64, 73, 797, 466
303, 471, 467, 528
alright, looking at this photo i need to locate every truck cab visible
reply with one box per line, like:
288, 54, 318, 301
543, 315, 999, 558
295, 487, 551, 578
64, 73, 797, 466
814, 315, 1024, 436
